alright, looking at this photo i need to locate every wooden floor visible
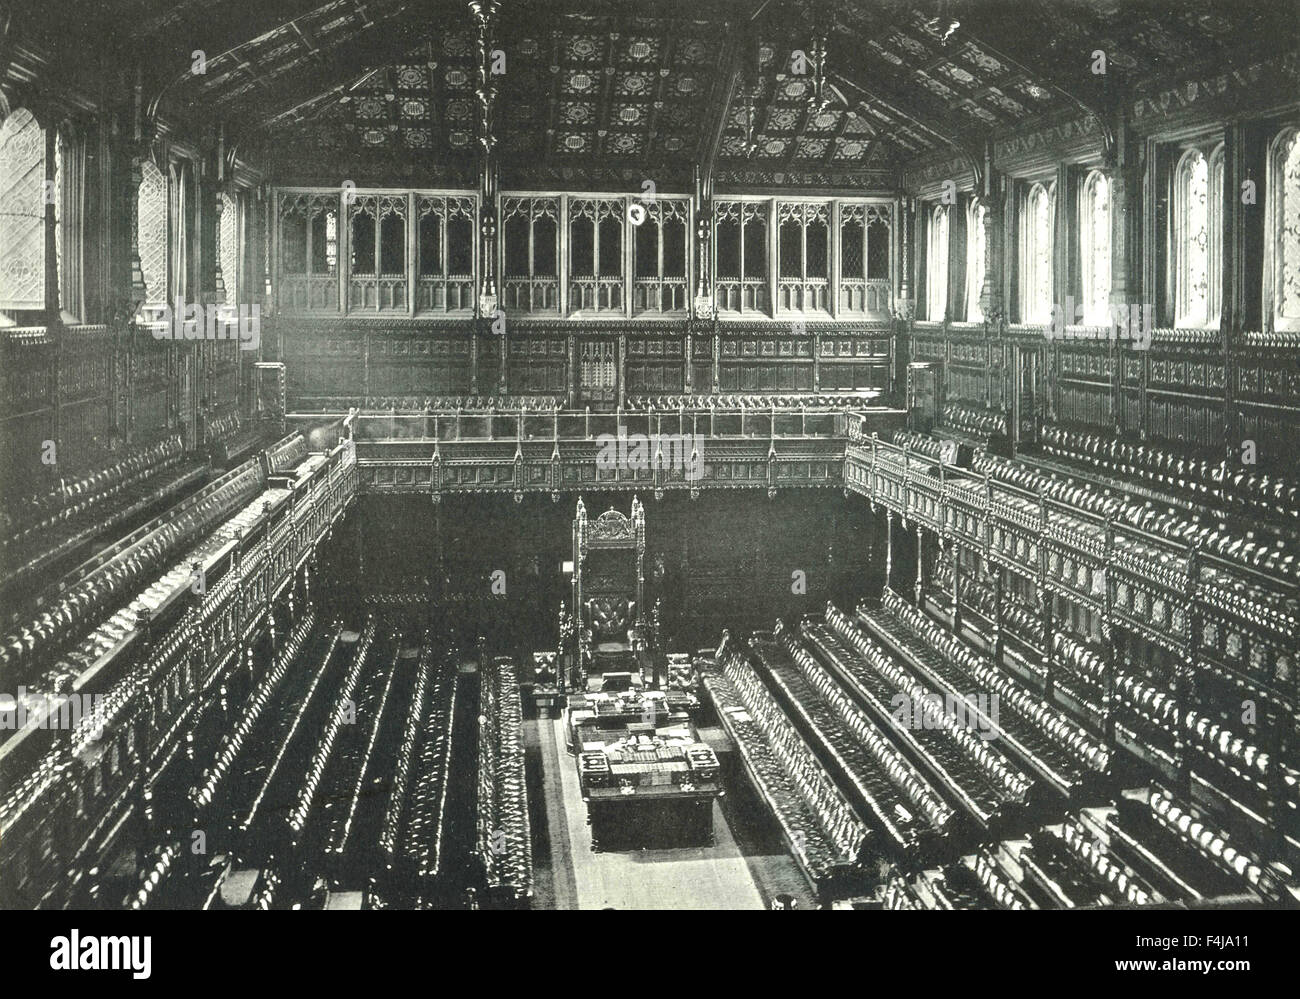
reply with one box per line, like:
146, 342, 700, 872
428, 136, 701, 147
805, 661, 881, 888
525, 716, 816, 910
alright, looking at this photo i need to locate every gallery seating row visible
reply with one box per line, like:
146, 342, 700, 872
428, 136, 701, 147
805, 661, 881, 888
704, 641, 867, 888
320, 638, 406, 861
971, 450, 1297, 581
476, 658, 532, 906
882, 787, 1295, 909
400, 651, 459, 888
322, 395, 564, 413
0, 435, 319, 684
235, 621, 348, 837
205, 411, 270, 469
747, 626, 958, 858
941, 401, 1007, 440
759, 624, 961, 853
2, 435, 208, 590
871, 590, 1112, 790
287, 621, 378, 840
625, 393, 875, 411
191, 610, 320, 812
888, 428, 945, 461
801, 608, 1034, 832
1038, 425, 1300, 528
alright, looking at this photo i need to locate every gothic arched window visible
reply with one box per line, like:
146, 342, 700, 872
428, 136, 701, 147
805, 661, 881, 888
1080, 171, 1111, 325
926, 203, 948, 320
1173, 145, 1223, 328
1266, 126, 1300, 331
1019, 181, 1053, 324
220, 190, 240, 305
966, 197, 987, 323
0, 108, 47, 313
137, 158, 168, 306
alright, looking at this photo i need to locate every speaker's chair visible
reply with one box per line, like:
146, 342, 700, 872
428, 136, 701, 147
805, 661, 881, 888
584, 595, 636, 671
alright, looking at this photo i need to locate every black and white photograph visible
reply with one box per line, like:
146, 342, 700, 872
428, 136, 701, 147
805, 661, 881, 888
0, 0, 1296, 967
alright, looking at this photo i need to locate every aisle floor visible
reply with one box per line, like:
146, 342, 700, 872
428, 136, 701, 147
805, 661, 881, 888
528, 716, 816, 910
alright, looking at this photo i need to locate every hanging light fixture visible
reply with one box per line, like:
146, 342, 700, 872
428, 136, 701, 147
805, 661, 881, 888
740, 31, 761, 159
809, 30, 830, 115
743, 83, 759, 159
923, 0, 961, 45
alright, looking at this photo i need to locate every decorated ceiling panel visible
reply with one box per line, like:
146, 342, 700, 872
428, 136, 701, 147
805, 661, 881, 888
12, 0, 1297, 189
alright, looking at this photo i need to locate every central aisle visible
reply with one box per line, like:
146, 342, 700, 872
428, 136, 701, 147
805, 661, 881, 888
532, 716, 772, 910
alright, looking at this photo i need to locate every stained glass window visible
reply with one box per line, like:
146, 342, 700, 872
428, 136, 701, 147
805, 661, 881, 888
1270, 128, 1300, 330
137, 158, 168, 306
220, 191, 239, 306
926, 203, 948, 320
1020, 182, 1053, 324
0, 109, 47, 311
967, 198, 987, 323
1080, 171, 1111, 325
1174, 146, 1222, 328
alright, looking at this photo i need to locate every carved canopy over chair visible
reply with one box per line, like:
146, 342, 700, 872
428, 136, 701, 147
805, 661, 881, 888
572, 496, 646, 680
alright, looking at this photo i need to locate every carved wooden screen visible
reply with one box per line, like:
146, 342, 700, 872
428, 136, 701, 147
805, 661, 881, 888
777, 200, 830, 313
714, 200, 768, 314
839, 202, 892, 316
500, 196, 559, 314
349, 193, 407, 311
631, 198, 688, 315
416, 194, 475, 312
578, 338, 617, 405
568, 197, 624, 314
0, 109, 47, 310
279, 191, 339, 311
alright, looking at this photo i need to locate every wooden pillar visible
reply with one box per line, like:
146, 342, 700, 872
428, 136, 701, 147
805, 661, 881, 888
812, 330, 821, 392
914, 524, 924, 608
1039, 486, 1053, 696
991, 565, 1004, 663
683, 323, 693, 394
1222, 123, 1248, 465
981, 164, 1005, 325
829, 199, 840, 319
1101, 515, 1117, 744
407, 192, 418, 317
884, 510, 894, 592
711, 328, 721, 394
499, 327, 508, 394
950, 533, 961, 629
470, 325, 480, 395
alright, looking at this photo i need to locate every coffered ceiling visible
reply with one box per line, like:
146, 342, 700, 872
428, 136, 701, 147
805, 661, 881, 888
8, 0, 1295, 189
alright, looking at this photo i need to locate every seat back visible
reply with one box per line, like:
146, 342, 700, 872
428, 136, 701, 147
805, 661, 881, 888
585, 595, 633, 640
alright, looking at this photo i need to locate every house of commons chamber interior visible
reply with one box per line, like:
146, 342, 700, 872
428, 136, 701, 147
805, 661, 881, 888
2, 0, 1300, 916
